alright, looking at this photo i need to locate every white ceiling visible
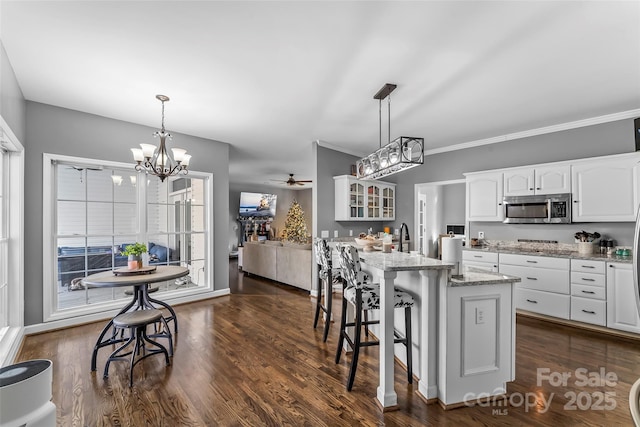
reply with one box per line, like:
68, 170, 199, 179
2, 1, 639, 188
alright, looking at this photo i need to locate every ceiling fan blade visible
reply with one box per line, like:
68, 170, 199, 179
296, 180, 313, 183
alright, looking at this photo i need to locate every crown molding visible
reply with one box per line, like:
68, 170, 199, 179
423, 109, 640, 157
316, 140, 366, 159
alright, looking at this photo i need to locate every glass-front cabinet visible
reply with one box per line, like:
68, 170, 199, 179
382, 187, 394, 218
349, 181, 365, 219
367, 184, 380, 218
334, 175, 395, 221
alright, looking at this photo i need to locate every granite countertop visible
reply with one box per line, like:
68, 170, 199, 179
358, 251, 454, 272
449, 268, 521, 287
465, 245, 633, 264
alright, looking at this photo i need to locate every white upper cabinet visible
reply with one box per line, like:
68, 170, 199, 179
571, 154, 640, 222
536, 165, 571, 194
503, 165, 571, 197
466, 171, 504, 222
334, 175, 395, 221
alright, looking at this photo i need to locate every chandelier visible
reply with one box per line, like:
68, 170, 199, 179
130, 95, 190, 182
356, 83, 424, 180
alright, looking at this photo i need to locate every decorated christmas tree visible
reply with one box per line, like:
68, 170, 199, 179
282, 199, 309, 243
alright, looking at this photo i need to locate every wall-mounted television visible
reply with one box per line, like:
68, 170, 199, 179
239, 192, 277, 218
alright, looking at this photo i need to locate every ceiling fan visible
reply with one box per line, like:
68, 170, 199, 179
272, 174, 312, 186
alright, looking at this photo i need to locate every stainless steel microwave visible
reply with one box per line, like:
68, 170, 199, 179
503, 193, 572, 224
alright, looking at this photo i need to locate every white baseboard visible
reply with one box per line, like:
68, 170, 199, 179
0, 327, 25, 367
24, 289, 230, 336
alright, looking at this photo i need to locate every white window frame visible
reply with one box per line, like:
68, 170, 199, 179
43, 153, 214, 324
0, 116, 25, 367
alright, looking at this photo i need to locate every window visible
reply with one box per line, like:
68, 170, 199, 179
0, 118, 24, 366
44, 154, 212, 322
0, 148, 8, 338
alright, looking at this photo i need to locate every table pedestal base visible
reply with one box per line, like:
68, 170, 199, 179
91, 284, 178, 371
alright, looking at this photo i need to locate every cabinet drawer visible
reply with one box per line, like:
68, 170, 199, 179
571, 284, 606, 300
462, 260, 498, 273
571, 297, 606, 326
500, 253, 570, 270
515, 288, 570, 319
570, 271, 605, 288
571, 259, 605, 274
500, 265, 570, 294
463, 250, 498, 263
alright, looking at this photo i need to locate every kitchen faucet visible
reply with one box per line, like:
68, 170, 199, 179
399, 223, 410, 253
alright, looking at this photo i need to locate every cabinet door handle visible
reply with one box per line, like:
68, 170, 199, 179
526, 277, 538, 280
474, 255, 483, 258
609, 265, 614, 268
529, 188, 534, 191
526, 260, 538, 264
526, 299, 538, 304
574, 200, 579, 203
581, 265, 595, 269
581, 309, 596, 315
581, 290, 595, 294
581, 278, 596, 282
536, 187, 541, 190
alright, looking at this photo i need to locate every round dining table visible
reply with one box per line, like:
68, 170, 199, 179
82, 265, 188, 372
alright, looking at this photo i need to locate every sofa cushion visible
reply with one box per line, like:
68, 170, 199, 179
149, 243, 168, 263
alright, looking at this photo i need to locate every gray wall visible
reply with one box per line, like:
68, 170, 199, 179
315, 145, 394, 238
442, 183, 465, 228
25, 102, 230, 325
228, 184, 312, 248
0, 41, 26, 142
390, 118, 638, 244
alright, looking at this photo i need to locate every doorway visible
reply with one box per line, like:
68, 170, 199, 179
414, 179, 466, 258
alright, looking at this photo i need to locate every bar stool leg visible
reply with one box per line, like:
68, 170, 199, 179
335, 292, 348, 364
313, 275, 322, 329
404, 305, 413, 384
322, 275, 332, 342
346, 295, 363, 391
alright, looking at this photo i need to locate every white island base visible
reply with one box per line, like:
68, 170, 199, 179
436, 273, 518, 409
357, 251, 520, 411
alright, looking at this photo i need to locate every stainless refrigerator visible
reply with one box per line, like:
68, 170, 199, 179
634, 209, 640, 314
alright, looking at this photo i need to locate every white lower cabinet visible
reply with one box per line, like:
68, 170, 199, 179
462, 250, 498, 272
499, 253, 570, 319
472, 251, 638, 333
571, 297, 606, 326
606, 262, 640, 333
570, 259, 606, 326
515, 288, 570, 318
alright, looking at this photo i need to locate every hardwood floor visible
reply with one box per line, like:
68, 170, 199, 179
16, 259, 640, 426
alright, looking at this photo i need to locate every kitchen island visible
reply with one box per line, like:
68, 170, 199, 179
356, 251, 520, 410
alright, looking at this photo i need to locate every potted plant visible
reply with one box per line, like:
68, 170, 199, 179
121, 242, 147, 270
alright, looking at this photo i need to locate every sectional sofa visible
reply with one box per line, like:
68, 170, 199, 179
57, 242, 175, 288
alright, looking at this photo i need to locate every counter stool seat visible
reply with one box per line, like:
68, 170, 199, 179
104, 309, 171, 387
313, 238, 342, 342
335, 244, 415, 391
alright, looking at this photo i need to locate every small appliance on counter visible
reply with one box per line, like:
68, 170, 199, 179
441, 236, 463, 277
